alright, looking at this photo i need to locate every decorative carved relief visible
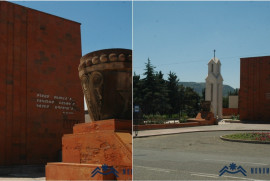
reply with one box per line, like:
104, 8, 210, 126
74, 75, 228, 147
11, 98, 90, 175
79, 49, 132, 121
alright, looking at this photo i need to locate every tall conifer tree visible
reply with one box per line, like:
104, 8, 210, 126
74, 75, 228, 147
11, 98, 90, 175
167, 71, 180, 115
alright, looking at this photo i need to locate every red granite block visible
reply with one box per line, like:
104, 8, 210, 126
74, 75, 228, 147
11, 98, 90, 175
62, 131, 132, 166
223, 108, 239, 116
46, 119, 132, 180
114, 165, 132, 180
73, 119, 132, 134
46, 163, 115, 180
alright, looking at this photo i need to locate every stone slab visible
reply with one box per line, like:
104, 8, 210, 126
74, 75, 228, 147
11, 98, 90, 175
73, 119, 131, 134
46, 163, 114, 180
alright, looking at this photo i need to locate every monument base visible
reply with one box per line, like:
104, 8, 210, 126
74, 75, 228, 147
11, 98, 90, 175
187, 111, 216, 125
46, 119, 132, 180
46, 163, 115, 180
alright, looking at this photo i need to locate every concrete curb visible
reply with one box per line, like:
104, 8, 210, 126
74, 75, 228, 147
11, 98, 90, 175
220, 135, 270, 144
133, 129, 270, 138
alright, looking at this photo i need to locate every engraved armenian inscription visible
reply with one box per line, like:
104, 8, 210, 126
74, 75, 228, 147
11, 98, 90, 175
36, 93, 78, 115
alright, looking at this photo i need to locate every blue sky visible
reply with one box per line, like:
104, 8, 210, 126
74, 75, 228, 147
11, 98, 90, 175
12, 1, 132, 109
12, 1, 132, 56
133, 1, 270, 89
9, 1, 270, 89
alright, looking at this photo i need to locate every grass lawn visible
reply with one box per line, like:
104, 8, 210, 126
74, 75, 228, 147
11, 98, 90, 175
223, 132, 270, 142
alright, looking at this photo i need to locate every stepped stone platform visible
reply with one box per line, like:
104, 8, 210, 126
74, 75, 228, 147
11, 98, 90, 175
46, 119, 132, 180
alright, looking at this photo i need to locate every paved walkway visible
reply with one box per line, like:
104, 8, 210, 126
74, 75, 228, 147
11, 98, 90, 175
133, 122, 270, 138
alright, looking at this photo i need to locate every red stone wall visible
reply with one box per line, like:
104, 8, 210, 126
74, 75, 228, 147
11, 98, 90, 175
223, 108, 239, 116
0, 1, 84, 165
239, 56, 270, 122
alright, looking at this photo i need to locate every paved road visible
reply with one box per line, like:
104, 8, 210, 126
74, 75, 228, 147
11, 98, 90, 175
134, 131, 270, 180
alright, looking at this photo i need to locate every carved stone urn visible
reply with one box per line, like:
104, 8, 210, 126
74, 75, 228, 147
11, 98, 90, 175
78, 49, 132, 121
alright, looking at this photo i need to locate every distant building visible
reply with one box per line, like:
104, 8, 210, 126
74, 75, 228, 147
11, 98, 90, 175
229, 95, 238, 108
239, 56, 270, 122
0, 2, 84, 165
205, 57, 223, 119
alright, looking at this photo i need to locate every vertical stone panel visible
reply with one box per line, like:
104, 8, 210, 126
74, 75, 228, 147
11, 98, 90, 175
239, 56, 270, 122
262, 58, 270, 120
12, 4, 28, 164
239, 58, 248, 120
6, 2, 14, 165
0, 1, 84, 165
254, 59, 261, 119
0, 2, 8, 165
249, 59, 254, 119
26, 8, 83, 164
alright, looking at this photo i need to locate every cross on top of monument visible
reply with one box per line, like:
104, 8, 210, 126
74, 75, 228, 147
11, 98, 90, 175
209, 49, 220, 64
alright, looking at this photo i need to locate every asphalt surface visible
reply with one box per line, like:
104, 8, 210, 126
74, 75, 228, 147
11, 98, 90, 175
134, 131, 270, 180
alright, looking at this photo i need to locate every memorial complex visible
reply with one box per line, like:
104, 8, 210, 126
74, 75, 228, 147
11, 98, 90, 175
0, 2, 132, 180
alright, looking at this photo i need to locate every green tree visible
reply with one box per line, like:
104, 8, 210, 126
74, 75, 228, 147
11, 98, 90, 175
229, 88, 239, 96
141, 58, 158, 114
178, 85, 185, 117
167, 71, 180, 115
183, 87, 201, 117
153, 71, 170, 114
134, 58, 202, 119
201, 88, 205, 101
133, 72, 143, 107
223, 97, 229, 108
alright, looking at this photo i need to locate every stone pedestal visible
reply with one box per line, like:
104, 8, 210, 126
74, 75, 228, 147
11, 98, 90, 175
187, 101, 216, 125
46, 119, 132, 180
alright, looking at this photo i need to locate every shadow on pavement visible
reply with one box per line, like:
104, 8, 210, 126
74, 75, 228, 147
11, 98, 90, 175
0, 165, 45, 178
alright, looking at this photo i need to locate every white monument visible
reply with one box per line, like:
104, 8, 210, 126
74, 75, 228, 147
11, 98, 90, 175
205, 51, 223, 119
